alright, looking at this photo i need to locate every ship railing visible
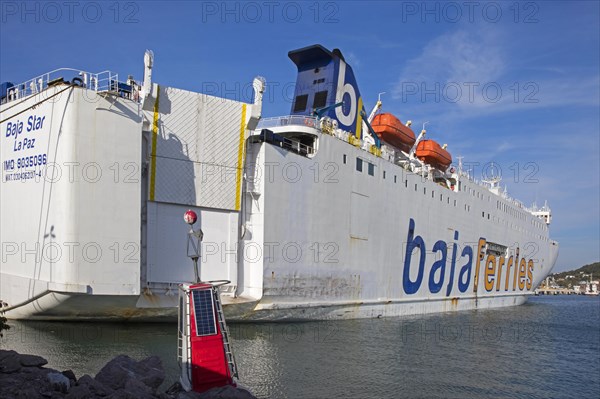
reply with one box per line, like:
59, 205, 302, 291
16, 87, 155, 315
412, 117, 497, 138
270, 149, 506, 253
498, 194, 549, 217
530, 203, 552, 214
531, 203, 551, 213
1, 68, 136, 104
255, 115, 547, 216
254, 128, 315, 156
257, 115, 319, 130
280, 136, 315, 156
455, 163, 547, 216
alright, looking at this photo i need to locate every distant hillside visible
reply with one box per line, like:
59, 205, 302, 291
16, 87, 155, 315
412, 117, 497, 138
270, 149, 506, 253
554, 262, 600, 279
552, 262, 600, 288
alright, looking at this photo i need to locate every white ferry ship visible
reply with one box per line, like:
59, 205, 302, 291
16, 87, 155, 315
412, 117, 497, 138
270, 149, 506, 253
0, 45, 558, 320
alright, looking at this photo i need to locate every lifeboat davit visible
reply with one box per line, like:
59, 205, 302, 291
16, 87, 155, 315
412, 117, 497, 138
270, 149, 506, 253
415, 140, 452, 171
371, 113, 416, 153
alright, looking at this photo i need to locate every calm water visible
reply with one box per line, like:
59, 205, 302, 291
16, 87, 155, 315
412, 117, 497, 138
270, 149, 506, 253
1, 296, 599, 398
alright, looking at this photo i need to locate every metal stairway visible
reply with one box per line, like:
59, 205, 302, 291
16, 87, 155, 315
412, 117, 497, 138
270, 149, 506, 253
213, 287, 239, 379
177, 291, 193, 385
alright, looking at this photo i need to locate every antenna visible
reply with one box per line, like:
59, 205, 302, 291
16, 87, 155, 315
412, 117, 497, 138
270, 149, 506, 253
367, 92, 386, 123
483, 162, 501, 183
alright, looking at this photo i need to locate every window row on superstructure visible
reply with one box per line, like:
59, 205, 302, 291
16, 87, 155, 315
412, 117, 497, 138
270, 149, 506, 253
350, 153, 549, 243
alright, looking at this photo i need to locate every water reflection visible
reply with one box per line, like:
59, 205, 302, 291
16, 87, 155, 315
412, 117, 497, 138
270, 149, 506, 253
1, 297, 598, 399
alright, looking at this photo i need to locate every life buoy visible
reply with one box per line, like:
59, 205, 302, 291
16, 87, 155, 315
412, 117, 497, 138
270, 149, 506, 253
71, 77, 84, 87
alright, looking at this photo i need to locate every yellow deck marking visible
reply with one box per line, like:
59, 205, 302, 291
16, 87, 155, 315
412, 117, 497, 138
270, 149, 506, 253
149, 86, 160, 201
235, 104, 247, 210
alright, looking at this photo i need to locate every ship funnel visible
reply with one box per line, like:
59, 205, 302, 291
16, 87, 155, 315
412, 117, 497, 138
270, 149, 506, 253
287, 44, 367, 136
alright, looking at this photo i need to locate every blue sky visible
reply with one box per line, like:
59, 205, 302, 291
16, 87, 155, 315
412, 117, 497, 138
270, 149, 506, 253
1, 1, 598, 272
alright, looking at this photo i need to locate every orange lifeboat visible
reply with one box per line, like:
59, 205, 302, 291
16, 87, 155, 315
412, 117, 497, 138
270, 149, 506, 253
416, 140, 452, 171
371, 113, 416, 153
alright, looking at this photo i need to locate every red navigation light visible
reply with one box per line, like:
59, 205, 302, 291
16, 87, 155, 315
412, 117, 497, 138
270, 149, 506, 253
184, 210, 198, 225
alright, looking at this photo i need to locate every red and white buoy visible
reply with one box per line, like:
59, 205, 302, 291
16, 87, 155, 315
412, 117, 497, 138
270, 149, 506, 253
178, 210, 238, 394
178, 282, 238, 393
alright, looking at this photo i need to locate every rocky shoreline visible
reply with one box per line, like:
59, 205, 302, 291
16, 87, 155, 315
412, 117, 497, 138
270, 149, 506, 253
0, 350, 256, 399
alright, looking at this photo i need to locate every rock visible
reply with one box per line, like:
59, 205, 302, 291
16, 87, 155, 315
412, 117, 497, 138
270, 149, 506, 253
165, 378, 257, 399
76, 374, 114, 397
1, 370, 62, 398
20, 353, 49, 367
105, 391, 137, 399
0, 372, 23, 388
12, 386, 44, 398
61, 369, 77, 383
95, 355, 136, 390
120, 377, 156, 398
64, 384, 92, 399
0, 349, 17, 362
0, 349, 256, 399
176, 385, 257, 399
47, 371, 71, 393
0, 350, 22, 373
95, 354, 165, 392
137, 356, 165, 390
165, 381, 184, 396
1, 350, 65, 398
203, 385, 256, 399
39, 388, 65, 398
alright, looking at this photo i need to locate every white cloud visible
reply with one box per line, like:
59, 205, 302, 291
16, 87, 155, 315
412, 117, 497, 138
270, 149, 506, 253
393, 28, 506, 101
392, 28, 600, 117
345, 51, 361, 69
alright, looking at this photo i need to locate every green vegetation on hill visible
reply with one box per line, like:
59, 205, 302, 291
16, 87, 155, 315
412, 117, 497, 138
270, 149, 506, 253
552, 262, 600, 288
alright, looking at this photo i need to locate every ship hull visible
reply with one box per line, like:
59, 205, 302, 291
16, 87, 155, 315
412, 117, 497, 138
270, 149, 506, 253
230, 132, 559, 321
3, 290, 531, 321
1, 74, 559, 322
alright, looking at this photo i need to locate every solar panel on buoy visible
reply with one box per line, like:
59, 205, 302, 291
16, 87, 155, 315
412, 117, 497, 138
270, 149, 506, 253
192, 289, 217, 336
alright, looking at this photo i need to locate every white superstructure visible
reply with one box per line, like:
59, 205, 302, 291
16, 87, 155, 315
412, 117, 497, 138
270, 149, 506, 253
0, 45, 558, 321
